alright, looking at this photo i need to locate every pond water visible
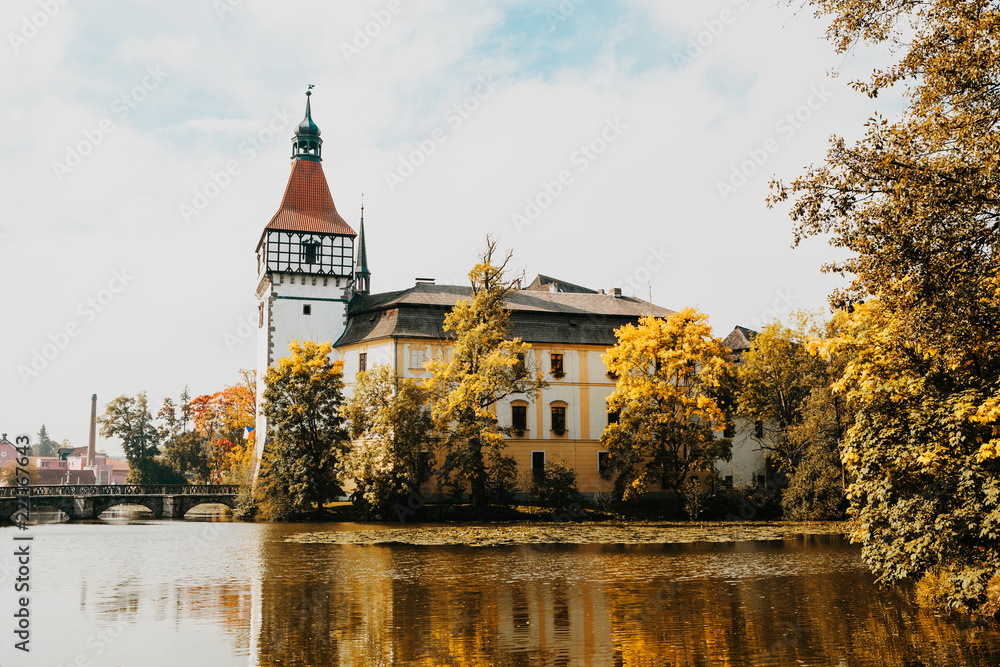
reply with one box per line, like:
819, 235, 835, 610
2, 517, 999, 666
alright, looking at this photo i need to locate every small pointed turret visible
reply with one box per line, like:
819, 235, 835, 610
291, 86, 322, 161
355, 196, 371, 294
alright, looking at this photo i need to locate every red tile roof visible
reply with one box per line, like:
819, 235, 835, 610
261, 160, 357, 242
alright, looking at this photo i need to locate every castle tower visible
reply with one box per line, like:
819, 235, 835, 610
253, 89, 358, 480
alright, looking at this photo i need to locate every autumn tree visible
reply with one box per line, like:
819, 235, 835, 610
186, 371, 256, 483
773, 0, 1000, 612
424, 237, 542, 515
735, 314, 853, 519
600, 309, 732, 504
255, 340, 349, 519
342, 364, 434, 520
1, 461, 39, 487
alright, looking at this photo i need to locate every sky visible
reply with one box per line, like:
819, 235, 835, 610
0, 0, 901, 458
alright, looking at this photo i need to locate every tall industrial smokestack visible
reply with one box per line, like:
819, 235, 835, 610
87, 394, 97, 467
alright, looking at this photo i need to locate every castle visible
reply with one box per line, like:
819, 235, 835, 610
252, 92, 766, 496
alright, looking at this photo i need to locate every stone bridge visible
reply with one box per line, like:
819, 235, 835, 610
0, 484, 238, 522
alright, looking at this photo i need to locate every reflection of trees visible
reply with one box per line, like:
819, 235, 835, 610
247, 532, 1000, 666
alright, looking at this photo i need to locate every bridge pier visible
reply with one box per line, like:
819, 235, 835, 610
72, 497, 96, 520
163, 496, 183, 519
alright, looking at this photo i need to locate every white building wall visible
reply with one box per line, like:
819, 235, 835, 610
254, 272, 352, 479
714, 417, 769, 487
587, 385, 615, 440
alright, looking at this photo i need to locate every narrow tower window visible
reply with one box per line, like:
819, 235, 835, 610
302, 241, 319, 265
303, 304, 312, 316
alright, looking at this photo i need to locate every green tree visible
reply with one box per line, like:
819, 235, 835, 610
99, 392, 163, 483
773, 0, 1000, 613
255, 339, 349, 520
162, 431, 211, 483
159, 388, 211, 482
342, 364, 434, 520
601, 309, 733, 504
735, 315, 853, 519
33, 425, 58, 457
425, 237, 543, 516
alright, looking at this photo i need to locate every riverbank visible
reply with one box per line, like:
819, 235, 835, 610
286, 520, 848, 546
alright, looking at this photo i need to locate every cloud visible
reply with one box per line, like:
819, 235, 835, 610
0, 0, 897, 454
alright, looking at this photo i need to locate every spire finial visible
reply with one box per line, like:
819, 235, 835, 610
292, 86, 322, 161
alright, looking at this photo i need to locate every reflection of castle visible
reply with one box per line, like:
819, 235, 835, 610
252, 92, 767, 493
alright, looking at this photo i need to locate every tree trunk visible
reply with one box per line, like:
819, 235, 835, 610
469, 438, 487, 516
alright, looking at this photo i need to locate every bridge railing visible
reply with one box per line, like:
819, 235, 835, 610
0, 484, 239, 498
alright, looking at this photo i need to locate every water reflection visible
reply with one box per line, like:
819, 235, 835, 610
250, 531, 1000, 666
12, 521, 1000, 666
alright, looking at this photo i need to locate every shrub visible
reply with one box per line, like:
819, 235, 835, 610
485, 454, 520, 508
530, 457, 581, 508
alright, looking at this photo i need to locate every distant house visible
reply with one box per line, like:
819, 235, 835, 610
716, 326, 772, 488
31, 449, 128, 485
36, 468, 97, 485
0, 434, 20, 470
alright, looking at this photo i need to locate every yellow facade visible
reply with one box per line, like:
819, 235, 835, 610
337, 337, 632, 495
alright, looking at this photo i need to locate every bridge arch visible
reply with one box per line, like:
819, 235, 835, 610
94, 497, 163, 519
183, 500, 235, 517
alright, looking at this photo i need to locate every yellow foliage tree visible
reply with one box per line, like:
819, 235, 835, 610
600, 309, 733, 503
425, 237, 543, 514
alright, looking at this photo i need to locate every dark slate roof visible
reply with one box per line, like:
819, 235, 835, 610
524, 274, 598, 294
338, 283, 672, 347
722, 325, 758, 352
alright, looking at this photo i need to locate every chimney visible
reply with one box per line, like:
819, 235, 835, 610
610, 288, 623, 298
415, 277, 435, 286
87, 394, 97, 467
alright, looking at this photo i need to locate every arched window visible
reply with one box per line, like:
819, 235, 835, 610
550, 400, 568, 437
511, 400, 529, 436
